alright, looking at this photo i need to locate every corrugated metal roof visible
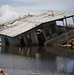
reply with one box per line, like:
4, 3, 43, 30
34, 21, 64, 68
0, 11, 74, 37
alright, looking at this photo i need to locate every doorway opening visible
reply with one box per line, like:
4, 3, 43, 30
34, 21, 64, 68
26, 34, 32, 45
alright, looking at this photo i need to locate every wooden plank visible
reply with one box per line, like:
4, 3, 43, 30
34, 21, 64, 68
45, 29, 74, 45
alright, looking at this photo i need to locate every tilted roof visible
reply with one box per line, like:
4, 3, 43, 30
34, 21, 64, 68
0, 11, 74, 37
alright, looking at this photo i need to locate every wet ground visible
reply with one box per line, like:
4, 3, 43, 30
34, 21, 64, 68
0, 46, 74, 75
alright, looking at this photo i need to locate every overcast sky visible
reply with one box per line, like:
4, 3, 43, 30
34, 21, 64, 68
0, 0, 74, 23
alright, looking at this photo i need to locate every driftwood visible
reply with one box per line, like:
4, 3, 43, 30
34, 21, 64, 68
0, 69, 10, 75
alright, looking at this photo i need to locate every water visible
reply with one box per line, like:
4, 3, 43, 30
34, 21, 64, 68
0, 46, 74, 75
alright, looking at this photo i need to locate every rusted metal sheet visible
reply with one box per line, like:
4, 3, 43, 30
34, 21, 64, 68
0, 11, 74, 37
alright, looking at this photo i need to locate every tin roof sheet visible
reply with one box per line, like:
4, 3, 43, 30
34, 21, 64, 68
0, 11, 74, 37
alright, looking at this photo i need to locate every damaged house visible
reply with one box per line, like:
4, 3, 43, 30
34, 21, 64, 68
0, 11, 74, 46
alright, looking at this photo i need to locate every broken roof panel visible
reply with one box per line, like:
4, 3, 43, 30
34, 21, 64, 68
0, 22, 41, 37
0, 11, 74, 37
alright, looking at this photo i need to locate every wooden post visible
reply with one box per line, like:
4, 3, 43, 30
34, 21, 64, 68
62, 20, 68, 42
62, 20, 66, 32
64, 16, 67, 26
62, 20, 64, 26
42, 28, 47, 41
72, 16, 74, 26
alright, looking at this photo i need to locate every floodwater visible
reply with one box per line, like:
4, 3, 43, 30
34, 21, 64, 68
0, 46, 74, 75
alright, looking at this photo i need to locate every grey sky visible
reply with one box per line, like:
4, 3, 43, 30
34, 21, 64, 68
0, 0, 74, 23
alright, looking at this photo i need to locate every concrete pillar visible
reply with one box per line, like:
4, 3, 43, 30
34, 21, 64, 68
30, 29, 39, 45
23, 35, 27, 45
12, 37, 20, 46
8, 37, 13, 45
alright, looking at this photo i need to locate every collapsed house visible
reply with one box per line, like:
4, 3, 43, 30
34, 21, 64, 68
0, 11, 74, 46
